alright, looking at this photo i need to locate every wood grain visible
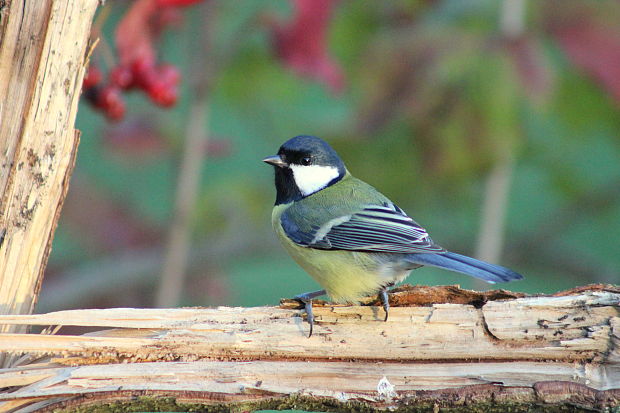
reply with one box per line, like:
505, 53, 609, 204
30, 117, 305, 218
0, 286, 618, 411
0, 0, 99, 352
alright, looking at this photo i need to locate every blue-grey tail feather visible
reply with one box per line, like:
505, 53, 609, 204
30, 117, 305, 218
405, 251, 524, 283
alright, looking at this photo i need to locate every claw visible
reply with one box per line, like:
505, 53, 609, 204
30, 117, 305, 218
294, 290, 326, 338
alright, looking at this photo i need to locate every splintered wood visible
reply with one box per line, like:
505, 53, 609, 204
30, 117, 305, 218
0, 285, 618, 411
0, 0, 99, 350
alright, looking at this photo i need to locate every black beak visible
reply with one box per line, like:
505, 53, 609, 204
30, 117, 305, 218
262, 155, 288, 168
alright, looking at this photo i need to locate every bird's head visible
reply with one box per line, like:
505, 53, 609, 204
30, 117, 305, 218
263, 135, 346, 204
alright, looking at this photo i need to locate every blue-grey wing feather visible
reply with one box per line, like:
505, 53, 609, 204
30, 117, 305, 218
280, 212, 320, 245
282, 203, 445, 254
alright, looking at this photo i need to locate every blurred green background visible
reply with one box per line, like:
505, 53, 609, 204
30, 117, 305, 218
39, 0, 619, 313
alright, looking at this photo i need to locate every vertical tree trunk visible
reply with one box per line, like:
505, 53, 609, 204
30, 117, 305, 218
0, 0, 99, 367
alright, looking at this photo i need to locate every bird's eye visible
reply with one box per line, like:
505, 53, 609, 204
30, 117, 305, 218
301, 156, 312, 166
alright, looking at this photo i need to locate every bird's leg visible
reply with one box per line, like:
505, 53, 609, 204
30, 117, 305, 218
293, 289, 326, 337
379, 287, 390, 322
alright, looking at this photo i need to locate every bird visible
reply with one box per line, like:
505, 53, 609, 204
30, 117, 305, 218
263, 135, 523, 336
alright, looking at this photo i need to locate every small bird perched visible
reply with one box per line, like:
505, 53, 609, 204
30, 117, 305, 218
264, 135, 523, 336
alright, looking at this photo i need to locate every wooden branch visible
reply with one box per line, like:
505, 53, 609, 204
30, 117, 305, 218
0, 285, 618, 411
0, 0, 99, 359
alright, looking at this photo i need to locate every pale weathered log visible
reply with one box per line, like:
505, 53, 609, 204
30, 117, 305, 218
0, 285, 618, 412
0, 0, 99, 361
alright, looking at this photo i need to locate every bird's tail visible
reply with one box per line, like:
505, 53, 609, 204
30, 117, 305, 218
405, 251, 523, 284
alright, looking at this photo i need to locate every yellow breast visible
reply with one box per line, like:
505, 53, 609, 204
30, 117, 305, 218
272, 205, 404, 303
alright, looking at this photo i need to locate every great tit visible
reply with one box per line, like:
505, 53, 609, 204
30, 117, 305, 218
264, 135, 523, 336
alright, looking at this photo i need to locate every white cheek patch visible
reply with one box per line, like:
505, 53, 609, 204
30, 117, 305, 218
290, 164, 340, 196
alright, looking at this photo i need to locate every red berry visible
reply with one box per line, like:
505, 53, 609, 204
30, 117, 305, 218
98, 86, 122, 107
157, 64, 181, 86
110, 65, 135, 89
147, 81, 178, 107
84, 85, 101, 105
130, 58, 158, 90
85, 85, 125, 121
105, 100, 126, 121
83, 65, 103, 89
131, 56, 155, 78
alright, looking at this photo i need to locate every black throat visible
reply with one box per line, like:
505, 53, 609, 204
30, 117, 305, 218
273, 167, 303, 205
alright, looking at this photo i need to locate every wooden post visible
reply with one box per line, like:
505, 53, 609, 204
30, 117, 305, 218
0, 0, 99, 366
0, 285, 618, 411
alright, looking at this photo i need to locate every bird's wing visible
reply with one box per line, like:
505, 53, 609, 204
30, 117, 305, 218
282, 202, 445, 254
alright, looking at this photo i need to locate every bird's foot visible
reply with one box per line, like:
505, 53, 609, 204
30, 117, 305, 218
293, 289, 326, 338
379, 287, 390, 322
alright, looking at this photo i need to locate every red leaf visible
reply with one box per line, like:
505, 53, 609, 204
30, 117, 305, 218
506, 36, 553, 102
552, 20, 620, 103
270, 0, 344, 93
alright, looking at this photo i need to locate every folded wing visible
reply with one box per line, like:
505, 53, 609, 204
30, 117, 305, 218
283, 203, 445, 254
